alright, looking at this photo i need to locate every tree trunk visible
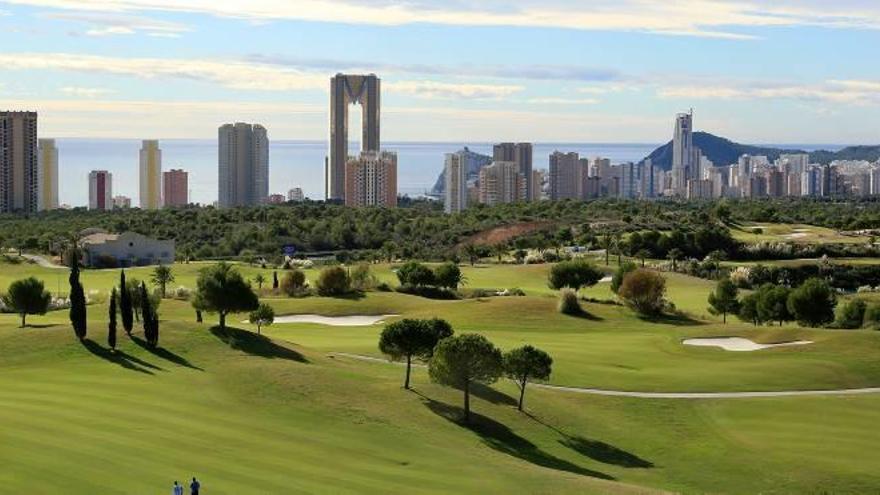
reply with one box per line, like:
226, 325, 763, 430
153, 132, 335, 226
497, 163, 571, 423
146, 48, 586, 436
219, 312, 226, 330
723, 312, 727, 324
463, 380, 470, 423
257, 323, 261, 335
404, 355, 412, 389
518, 380, 526, 411
21, 313, 26, 328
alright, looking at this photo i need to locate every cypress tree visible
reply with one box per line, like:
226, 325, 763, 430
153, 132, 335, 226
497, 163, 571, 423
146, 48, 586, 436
120, 270, 133, 335
140, 282, 153, 346
108, 288, 118, 351
68, 249, 87, 341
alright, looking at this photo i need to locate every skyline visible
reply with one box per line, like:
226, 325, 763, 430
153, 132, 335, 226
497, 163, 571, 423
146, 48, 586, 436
1, 1, 879, 144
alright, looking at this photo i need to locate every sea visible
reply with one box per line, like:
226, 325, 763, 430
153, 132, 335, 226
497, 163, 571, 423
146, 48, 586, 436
53, 139, 846, 208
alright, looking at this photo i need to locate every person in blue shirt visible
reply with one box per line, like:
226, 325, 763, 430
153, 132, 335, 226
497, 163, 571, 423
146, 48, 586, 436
172, 481, 183, 495
190, 477, 201, 495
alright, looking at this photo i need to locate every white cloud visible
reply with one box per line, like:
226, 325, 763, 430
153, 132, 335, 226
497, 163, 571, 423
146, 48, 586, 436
385, 80, 523, 100
526, 97, 600, 105
7, 0, 880, 38
44, 11, 191, 37
60, 86, 116, 97
0, 53, 326, 91
657, 79, 880, 105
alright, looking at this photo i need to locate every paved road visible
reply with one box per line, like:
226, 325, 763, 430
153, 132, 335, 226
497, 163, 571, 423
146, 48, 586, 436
19, 253, 66, 269
329, 352, 880, 400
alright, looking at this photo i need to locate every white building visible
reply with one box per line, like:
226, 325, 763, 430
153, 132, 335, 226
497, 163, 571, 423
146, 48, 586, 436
81, 231, 175, 268
287, 187, 304, 202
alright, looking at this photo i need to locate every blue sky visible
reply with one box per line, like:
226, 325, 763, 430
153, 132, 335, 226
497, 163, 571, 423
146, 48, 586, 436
2, 0, 880, 144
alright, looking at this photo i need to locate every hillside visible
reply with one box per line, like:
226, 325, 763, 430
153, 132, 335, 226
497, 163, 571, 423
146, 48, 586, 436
642, 132, 880, 169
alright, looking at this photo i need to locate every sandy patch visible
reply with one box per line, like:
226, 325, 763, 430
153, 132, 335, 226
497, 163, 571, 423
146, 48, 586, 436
257, 314, 396, 326
683, 337, 812, 352
599, 276, 613, 283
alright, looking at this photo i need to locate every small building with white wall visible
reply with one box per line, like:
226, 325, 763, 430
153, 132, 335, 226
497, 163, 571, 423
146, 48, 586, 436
81, 231, 175, 268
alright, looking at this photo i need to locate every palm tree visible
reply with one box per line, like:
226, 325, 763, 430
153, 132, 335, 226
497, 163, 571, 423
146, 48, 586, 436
150, 264, 174, 298
253, 273, 266, 290
463, 244, 480, 266
600, 233, 613, 266
613, 232, 624, 266
492, 244, 507, 263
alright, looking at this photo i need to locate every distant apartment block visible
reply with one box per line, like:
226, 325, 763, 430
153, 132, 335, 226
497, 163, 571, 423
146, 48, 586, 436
37, 138, 59, 211
344, 150, 397, 208
139, 140, 162, 209
0, 111, 39, 213
267, 194, 286, 204
493, 143, 533, 200
218, 123, 269, 207
113, 195, 131, 209
288, 187, 304, 202
549, 151, 583, 200
479, 161, 524, 206
163, 168, 188, 207
88, 170, 112, 211
444, 151, 468, 214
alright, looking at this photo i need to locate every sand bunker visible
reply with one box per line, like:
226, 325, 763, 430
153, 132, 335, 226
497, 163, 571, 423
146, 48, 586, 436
264, 314, 396, 326
683, 337, 812, 352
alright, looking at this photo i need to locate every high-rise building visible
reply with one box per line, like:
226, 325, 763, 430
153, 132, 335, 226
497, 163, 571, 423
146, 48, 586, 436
218, 123, 269, 207
139, 140, 162, 209
163, 168, 188, 207
328, 74, 381, 201
479, 161, 524, 206
37, 138, 58, 211
89, 170, 112, 211
671, 110, 694, 196
548, 151, 582, 200
618, 162, 639, 199
530, 169, 544, 201
444, 151, 468, 214
112, 195, 131, 209
639, 159, 656, 198
494, 143, 533, 199
344, 151, 397, 208
0, 111, 39, 213
288, 187, 304, 202
686, 179, 713, 199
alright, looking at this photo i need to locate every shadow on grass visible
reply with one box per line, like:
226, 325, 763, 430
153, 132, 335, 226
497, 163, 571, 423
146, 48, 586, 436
130, 335, 203, 371
470, 382, 518, 406
638, 312, 704, 327
563, 308, 604, 321
81, 339, 160, 375
22, 323, 59, 329
209, 326, 308, 363
419, 395, 614, 481
525, 412, 654, 469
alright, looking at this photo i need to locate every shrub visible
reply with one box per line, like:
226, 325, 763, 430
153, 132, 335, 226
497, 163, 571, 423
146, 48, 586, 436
280, 269, 308, 297
557, 288, 582, 315
618, 269, 667, 317
3, 277, 51, 327
611, 261, 637, 294
315, 266, 351, 297
397, 285, 459, 300
863, 304, 880, 328
755, 284, 792, 326
351, 264, 378, 291
434, 262, 464, 290
548, 259, 603, 291
836, 298, 867, 329
396, 262, 436, 287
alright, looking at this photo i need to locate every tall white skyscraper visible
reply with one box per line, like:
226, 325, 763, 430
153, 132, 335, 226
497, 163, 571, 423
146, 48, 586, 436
139, 140, 162, 209
37, 138, 59, 211
444, 151, 468, 214
671, 110, 694, 196
0, 111, 39, 213
218, 123, 269, 207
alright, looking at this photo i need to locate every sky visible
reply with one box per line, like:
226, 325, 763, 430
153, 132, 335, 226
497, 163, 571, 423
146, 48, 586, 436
2, 0, 880, 144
